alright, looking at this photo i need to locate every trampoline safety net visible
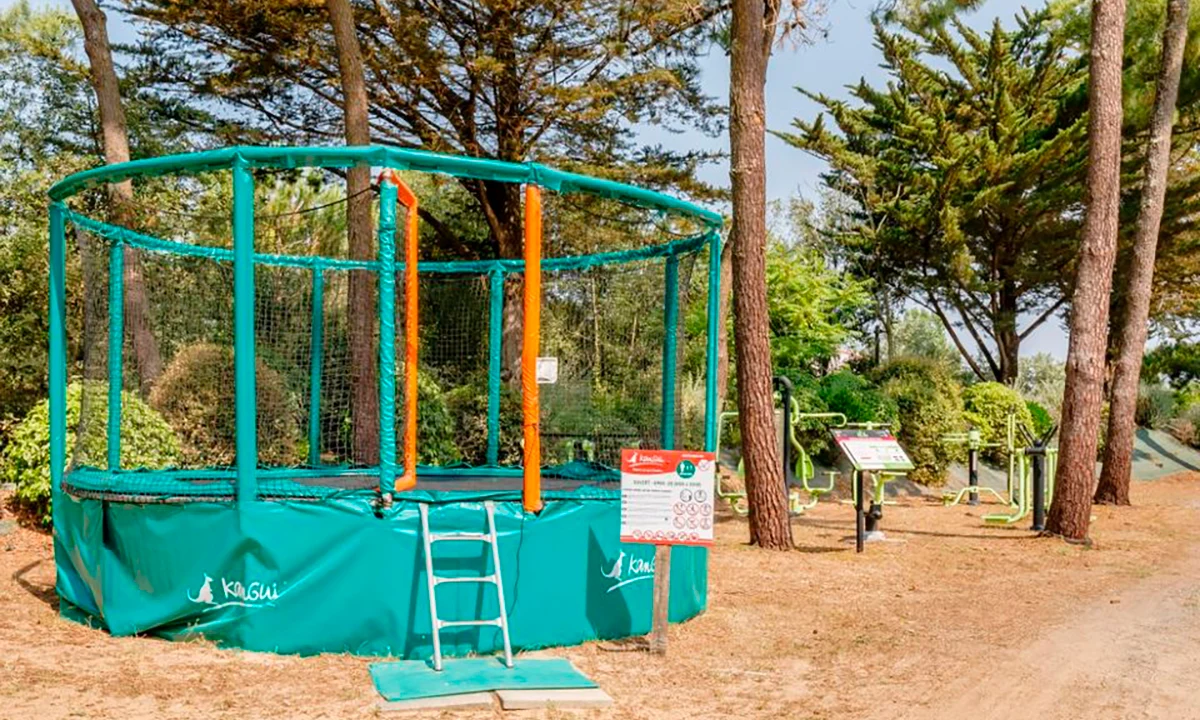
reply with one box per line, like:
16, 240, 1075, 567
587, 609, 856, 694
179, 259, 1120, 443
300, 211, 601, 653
59, 158, 719, 502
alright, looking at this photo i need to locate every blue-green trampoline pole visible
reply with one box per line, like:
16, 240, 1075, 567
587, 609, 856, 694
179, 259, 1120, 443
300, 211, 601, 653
661, 253, 680, 450
232, 161, 258, 503
377, 181, 398, 497
487, 268, 503, 465
107, 240, 124, 470
307, 268, 324, 466
703, 231, 721, 453
48, 202, 67, 508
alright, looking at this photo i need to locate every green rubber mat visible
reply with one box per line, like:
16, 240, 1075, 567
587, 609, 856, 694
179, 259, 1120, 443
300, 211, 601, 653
368, 658, 597, 701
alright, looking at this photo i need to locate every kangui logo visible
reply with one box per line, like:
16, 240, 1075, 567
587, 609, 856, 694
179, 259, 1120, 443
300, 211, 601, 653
599, 549, 656, 593
187, 573, 285, 611
624, 451, 667, 473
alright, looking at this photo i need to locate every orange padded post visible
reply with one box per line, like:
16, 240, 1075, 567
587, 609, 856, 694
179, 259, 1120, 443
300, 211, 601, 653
384, 170, 419, 492
522, 185, 543, 512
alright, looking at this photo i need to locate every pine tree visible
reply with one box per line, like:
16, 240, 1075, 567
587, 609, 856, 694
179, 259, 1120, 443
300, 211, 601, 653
730, 0, 792, 550
323, 0, 379, 465
71, 0, 163, 394
1047, 0, 1127, 541
1096, 0, 1191, 506
780, 11, 1090, 384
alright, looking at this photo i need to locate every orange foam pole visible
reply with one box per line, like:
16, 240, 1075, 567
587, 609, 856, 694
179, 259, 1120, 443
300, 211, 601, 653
390, 171, 420, 492
522, 185, 543, 512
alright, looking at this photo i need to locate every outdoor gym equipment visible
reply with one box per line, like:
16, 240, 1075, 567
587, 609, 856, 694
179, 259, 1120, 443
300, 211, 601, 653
715, 375, 846, 515
940, 428, 1008, 506
983, 423, 1059, 530
829, 423, 915, 553
47, 145, 721, 658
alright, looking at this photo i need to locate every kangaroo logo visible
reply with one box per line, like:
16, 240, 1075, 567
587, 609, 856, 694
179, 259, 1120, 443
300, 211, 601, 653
601, 550, 626, 581
599, 549, 654, 593
188, 574, 215, 605
187, 573, 284, 612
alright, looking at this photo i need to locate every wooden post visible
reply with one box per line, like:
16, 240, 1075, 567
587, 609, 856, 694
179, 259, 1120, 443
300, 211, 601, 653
649, 545, 671, 655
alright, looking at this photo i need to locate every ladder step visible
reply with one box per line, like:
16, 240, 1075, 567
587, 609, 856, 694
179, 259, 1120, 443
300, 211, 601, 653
433, 574, 497, 585
429, 532, 491, 542
438, 619, 503, 629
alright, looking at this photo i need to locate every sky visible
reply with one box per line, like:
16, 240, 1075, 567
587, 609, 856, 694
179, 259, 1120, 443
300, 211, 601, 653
13, 0, 1069, 359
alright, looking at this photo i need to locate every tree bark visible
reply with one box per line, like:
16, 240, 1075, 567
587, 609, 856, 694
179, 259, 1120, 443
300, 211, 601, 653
997, 285, 1020, 385
477, 180, 525, 382
730, 0, 791, 550
71, 0, 163, 395
1095, 0, 1190, 506
326, 0, 380, 464
1046, 0, 1126, 540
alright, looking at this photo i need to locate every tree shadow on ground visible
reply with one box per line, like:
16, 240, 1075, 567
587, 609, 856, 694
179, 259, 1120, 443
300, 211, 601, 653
12, 560, 58, 611
794, 517, 1034, 541
1136, 428, 1200, 474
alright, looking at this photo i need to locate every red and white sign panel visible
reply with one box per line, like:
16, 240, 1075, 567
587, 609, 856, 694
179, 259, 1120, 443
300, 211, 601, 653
620, 448, 715, 547
831, 429, 915, 472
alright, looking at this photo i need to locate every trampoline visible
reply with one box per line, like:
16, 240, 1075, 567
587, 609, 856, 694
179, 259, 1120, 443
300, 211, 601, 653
47, 146, 722, 657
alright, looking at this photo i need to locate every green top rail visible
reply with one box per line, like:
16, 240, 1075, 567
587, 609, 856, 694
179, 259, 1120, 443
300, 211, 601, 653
48, 145, 724, 230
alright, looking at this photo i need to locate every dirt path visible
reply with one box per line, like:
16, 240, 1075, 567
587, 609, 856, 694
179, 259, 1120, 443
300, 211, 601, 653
2, 474, 1198, 719
905, 543, 1200, 720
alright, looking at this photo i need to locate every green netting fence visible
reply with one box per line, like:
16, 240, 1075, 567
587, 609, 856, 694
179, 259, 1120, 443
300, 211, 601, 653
49, 147, 722, 503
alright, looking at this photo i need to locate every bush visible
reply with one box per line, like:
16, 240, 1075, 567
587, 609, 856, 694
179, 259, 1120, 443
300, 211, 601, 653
443, 376, 523, 466
818, 370, 899, 427
1135, 382, 1177, 429
1016, 353, 1065, 420
2, 383, 180, 526
961, 382, 1035, 462
413, 372, 462, 466
150, 343, 300, 466
1168, 403, 1200, 448
871, 358, 963, 485
1026, 401, 1053, 436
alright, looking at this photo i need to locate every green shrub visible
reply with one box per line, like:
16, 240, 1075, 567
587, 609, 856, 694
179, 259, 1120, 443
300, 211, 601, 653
413, 372, 462, 466
788, 373, 833, 458
2, 383, 180, 526
150, 343, 300, 466
871, 358, 963, 485
1135, 382, 1177, 429
1026, 401, 1053, 436
962, 382, 1035, 462
1175, 382, 1200, 411
443, 376, 522, 466
818, 370, 899, 427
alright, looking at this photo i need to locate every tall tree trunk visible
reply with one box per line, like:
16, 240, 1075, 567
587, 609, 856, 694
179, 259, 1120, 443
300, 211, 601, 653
1095, 0, 1190, 506
1046, 0, 1126, 541
880, 288, 896, 362
730, 0, 790, 550
478, 180, 525, 381
485, 7, 528, 384
326, 0, 379, 464
997, 285, 1020, 385
71, 0, 163, 395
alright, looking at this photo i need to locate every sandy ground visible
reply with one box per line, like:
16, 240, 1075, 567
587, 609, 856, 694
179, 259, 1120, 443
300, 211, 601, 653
2, 474, 1199, 720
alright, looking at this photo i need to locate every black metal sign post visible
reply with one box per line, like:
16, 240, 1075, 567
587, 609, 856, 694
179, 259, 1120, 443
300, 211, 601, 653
1022, 424, 1058, 533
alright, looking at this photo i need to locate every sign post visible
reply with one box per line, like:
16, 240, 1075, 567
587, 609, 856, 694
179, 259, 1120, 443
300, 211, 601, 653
620, 449, 715, 655
830, 428, 914, 553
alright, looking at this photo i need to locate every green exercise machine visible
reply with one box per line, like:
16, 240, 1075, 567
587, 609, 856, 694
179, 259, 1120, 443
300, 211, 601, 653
940, 421, 1011, 507
982, 423, 1058, 531
715, 376, 847, 516
941, 411, 1058, 529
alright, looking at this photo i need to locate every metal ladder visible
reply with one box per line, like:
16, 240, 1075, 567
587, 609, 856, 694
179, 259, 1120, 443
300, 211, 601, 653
417, 501, 514, 671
